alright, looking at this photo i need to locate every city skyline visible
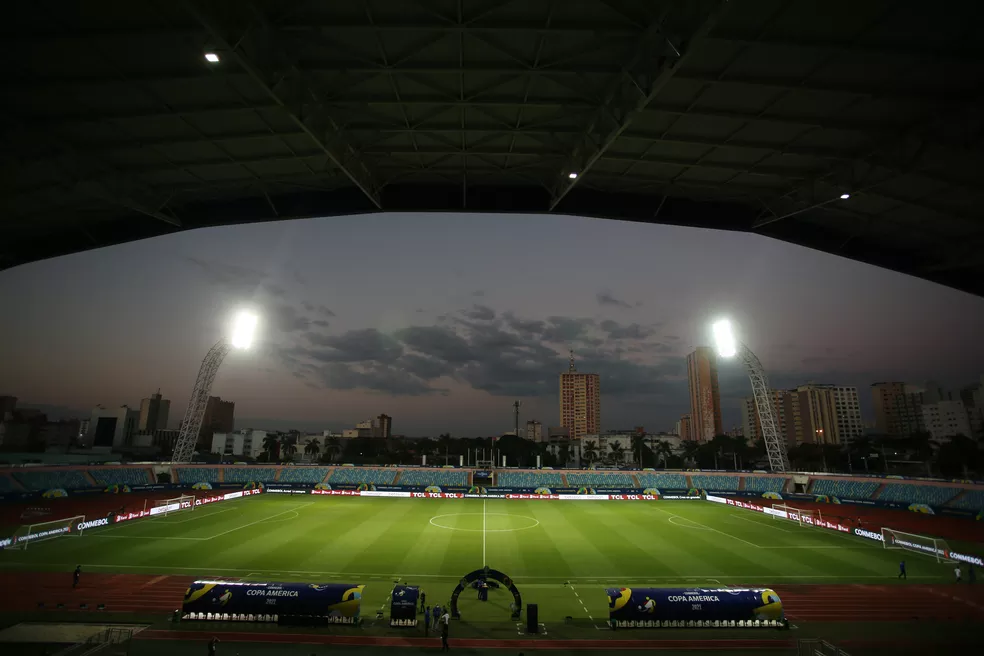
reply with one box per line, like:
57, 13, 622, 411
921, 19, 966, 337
2, 212, 984, 436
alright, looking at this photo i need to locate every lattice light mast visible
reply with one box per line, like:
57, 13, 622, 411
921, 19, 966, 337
171, 311, 257, 463
711, 319, 790, 473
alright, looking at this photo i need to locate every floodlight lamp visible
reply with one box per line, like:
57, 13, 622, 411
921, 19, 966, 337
205, 52, 220, 63
839, 193, 850, 200
711, 319, 737, 359
230, 311, 258, 349
568, 172, 578, 179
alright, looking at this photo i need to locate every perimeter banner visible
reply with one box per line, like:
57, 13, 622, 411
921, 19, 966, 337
607, 587, 784, 625
182, 581, 364, 622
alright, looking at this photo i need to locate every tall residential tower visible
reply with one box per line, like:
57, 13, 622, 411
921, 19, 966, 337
687, 347, 722, 441
560, 350, 600, 440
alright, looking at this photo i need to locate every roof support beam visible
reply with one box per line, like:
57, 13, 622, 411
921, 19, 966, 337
548, 0, 730, 210
184, 0, 383, 208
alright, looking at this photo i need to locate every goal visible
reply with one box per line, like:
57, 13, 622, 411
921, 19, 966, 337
7, 515, 85, 550
772, 504, 822, 526
882, 527, 955, 563
151, 495, 195, 517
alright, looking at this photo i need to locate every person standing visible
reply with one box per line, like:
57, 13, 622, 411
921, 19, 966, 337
432, 604, 441, 627
440, 609, 450, 652
207, 637, 219, 656
73, 565, 81, 588
423, 605, 431, 636
898, 560, 906, 580
954, 565, 962, 583
420, 591, 426, 613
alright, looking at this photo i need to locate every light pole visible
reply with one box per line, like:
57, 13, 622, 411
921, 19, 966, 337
171, 311, 258, 463
711, 319, 790, 473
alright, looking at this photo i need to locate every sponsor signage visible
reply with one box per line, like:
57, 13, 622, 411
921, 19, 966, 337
76, 517, 110, 531
264, 488, 310, 495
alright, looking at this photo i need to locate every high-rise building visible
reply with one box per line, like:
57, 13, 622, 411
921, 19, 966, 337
871, 382, 925, 437
376, 414, 392, 438
740, 390, 787, 443
86, 405, 139, 448
959, 376, 984, 438
198, 396, 235, 447
678, 414, 692, 441
921, 400, 971, 442
686, 347, 722, 441
559, 351, 600, 440
830, 386, 863, 443
139, 390, 170, 434
525, 420, 543, 442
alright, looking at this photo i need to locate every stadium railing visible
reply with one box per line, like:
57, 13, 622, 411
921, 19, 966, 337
636, 472, 688, 489
278, 467, 331, 484
565, 472, 636, 487
743, 476, 787, 493
223, 467, 279, 483
876, 483, 960, 506
690, 475, 739, 491
325, 468, 398, 485
12, 469, 91, 491
88, 467, 153, 487
397, 469, 469, 487
810, 478, 879, 499
496, 471, 565, 487
174, 467, 220, 484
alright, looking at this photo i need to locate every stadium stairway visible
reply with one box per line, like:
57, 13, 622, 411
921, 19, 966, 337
872, 482, 886, 499
0, 571, 196, 614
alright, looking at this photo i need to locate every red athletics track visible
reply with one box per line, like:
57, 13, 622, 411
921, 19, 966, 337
2, 572, 983, 623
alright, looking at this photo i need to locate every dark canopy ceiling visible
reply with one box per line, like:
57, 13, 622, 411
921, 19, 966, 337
3, 0, 983, 295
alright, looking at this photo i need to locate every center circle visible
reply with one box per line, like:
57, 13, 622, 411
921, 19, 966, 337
429, 512, 540, 533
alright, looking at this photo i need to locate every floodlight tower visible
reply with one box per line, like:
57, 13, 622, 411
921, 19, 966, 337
171, 311, 257, 463
711, 319, 790, 473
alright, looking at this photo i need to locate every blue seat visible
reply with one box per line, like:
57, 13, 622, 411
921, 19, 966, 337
279, 467, 330, 484
398, 469, 468, 487
89, 468, 151, 486
565, 472, 635, 487
878, 483, 960, 506
811, 479, 879, 499
497, 471, 565, 487
690, 475, 739, 491
224, 467, 278, 483
327, 468, 398, 485
636, 473, 688, 489
948, 489, 984, 510
177, 467, 220, 483
744, 476, 787, 493
13, 469, 91, 491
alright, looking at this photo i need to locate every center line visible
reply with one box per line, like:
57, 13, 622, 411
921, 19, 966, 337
482, 498, 487, 566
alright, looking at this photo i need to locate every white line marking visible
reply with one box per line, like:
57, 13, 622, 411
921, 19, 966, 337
731, 513, 791, 533
651, 506, 761, 548
482, 498, 487, 567
161, 507, 238, 524
86, 534, 206, 541
203, 502, 313, 540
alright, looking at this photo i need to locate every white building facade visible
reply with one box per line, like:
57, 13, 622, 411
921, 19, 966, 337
922, 400, 972, 442
211, 429, 268, 458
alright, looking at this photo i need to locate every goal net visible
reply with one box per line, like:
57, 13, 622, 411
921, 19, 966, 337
7, 515, 85, 550
772, 504, 822, 526
882, 528, 955, 563
151, 495, 195, 517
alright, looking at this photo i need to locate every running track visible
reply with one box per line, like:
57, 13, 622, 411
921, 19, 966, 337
3, 572, 983, 623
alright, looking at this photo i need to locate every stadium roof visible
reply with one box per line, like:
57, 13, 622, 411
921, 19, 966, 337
3, 0, 983, 295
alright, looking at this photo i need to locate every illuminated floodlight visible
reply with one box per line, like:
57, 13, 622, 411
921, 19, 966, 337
711, 319, 737, 359
839, 193, 850, 200
205, 52, 220, 63
568, 172, 578, 179
230, 311, 258, 349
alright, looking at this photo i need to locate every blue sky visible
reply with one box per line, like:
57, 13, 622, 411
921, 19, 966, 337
1, 212, 983, 436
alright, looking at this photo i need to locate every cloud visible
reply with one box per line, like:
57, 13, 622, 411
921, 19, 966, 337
183, 256, 285, 296
305, 328, 404, 363
471, 290, 486, 297
599, 320, 655, 340
272, 304, 311, 333
463, 305, 496, 321
319, 362, 443, 396
302, 302, 335, 317
596, 291, 634, 309
312, 319, 330, 328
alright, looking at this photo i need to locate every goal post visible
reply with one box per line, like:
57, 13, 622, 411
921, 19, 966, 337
7, 515, 86, 550
882, 527, 955, 563
152, 495, 195, 517
772, 503, 823, 526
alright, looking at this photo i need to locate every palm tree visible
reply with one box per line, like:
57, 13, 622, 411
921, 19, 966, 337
609, 442, 625, 465
323, 436, 340, 462
280, 435, 297, 461
630, 434, 647, 467
651, 440, 673, 468
681, 440, 701, 467
262, 434, 280, 461
583, 440, 599, 466
304, 438, 321, 460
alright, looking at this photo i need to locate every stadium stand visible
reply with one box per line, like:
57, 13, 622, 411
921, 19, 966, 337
223, 467, 278, 483
89, 468, 152, 486
690, 475, 739, 491
326, 468, 398, 485
948, 489, 984, 511
0, 474, 19, 492
278, 467, 330, 484
636, 472, 688, 489
497, 471, 565, 487
811, 478, 879, 499
743, 476, 787, 493
175, 467, 220, 484
565, 472, 635, 487
12, 469, 91, 491
398, 469, 469, 487
878, 483, 960, 506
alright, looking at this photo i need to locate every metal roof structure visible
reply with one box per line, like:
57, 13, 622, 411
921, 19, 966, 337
3, 0, 983, 295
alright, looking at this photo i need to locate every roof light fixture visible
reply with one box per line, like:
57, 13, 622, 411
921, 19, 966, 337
568, 172, 578, 179
205, 52, 220, 63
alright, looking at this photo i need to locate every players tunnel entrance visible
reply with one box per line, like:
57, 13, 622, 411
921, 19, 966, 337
449, 567, 521, 620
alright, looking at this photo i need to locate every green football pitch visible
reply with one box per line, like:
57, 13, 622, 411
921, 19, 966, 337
0, 495, 956, 625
